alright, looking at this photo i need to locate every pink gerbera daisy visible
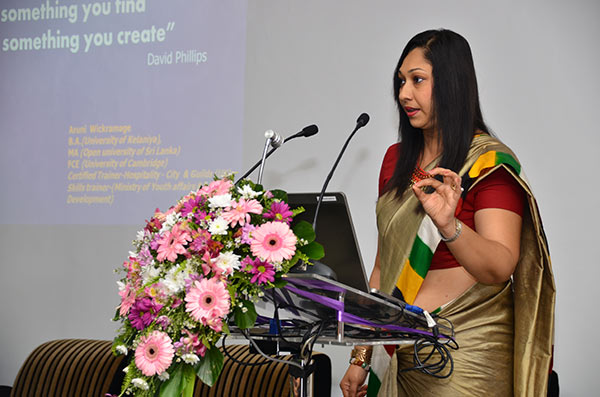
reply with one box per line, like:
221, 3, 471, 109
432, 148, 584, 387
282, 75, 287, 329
185, 278, 230, 324
156, 223, 192, 263
134, 331, 174, 376
251, 221, 297, 263
222, 198, 263, 227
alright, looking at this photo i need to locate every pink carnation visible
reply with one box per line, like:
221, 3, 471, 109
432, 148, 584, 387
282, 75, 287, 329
222, 198, 263, 227
185, 278, 230, 326
134, 331, 174, 376
251, 221, 297, 263
156, 223, 192, 263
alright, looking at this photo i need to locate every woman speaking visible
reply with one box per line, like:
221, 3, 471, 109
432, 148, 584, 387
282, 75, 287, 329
340, 29, 555, 396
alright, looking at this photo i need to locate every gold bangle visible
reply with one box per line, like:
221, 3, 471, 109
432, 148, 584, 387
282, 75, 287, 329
350, 346, 373, 364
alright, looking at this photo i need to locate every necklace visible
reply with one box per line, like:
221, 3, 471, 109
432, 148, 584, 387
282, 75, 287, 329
410, 165, 433, 187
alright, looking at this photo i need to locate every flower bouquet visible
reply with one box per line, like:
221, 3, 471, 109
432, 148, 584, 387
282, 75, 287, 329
112, 176, 324, 396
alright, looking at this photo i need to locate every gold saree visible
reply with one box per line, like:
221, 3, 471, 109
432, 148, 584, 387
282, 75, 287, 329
374, 135, 555, 396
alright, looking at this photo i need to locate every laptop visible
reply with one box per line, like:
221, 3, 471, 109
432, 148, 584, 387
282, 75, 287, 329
286, 192, 409, 311
286, 192, 371, 292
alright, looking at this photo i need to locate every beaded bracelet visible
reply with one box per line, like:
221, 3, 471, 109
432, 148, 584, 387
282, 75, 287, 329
349, 357, 371, 371
439, 218, 462, 243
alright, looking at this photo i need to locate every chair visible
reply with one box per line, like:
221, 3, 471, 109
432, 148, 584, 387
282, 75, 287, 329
9, 339, 126, 397
5, 339, 331, 397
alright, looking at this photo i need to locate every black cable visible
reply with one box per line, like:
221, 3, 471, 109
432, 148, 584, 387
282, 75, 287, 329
397, 335, 459, 379
220, 334, 278, 367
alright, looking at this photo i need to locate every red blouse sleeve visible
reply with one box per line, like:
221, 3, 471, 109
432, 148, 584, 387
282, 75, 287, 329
379, 143, 400, 197
472, 167, 526, 216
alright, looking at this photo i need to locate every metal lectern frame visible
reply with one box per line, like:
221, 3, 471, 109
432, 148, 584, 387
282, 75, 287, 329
229, 273, 455, 397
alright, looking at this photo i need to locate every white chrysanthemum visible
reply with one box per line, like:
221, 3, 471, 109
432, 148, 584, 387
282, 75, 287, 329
159, 212, 181, 233
132, 378, 149, 390
158, 371, 170, 381
182, 353, 200, 365
135, 230, 145, 242
215, 251, 241, 274
116, 345, 128, 355
208, 193, 232, 209
162, 266, 188, 294
141, 264, 161, 285
116, 281, 126, 291
208, 217, 228, 235
237, 184, 261, 199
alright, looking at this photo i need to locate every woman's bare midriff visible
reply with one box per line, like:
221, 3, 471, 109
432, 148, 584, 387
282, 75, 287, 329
412, 266, 477, 312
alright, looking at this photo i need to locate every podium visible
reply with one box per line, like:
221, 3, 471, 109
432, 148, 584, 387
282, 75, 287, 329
229, 272, 455, 397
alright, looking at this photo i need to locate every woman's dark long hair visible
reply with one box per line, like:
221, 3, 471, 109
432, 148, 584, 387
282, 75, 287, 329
385, 29, 490, 198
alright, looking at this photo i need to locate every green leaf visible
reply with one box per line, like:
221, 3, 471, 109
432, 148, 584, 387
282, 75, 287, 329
196, 346, 224, 387
221, 322, 230, 335
272, 277, 288, 288
281, 252, 302, 273
160, 364, 184, 397
233, 300, 258, 329
182, 364, 196, 397
292, 220, 316, 243
300, 241, 325, 260
270, 189, 288, 201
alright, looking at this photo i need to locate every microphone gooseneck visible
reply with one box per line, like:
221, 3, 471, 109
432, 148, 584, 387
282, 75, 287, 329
257, 130, 280, 184
311, 113, 370, 232
235, 124, 319, 185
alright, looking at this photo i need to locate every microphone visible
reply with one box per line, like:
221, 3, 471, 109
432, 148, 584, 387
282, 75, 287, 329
285, 124, 318, 141
235, 124, 319, 184
312, 113, 370, 231
356, 112, 370, 128
291, 113, 370, 279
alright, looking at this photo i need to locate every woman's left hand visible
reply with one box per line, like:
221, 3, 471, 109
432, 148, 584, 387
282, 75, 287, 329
412, 167, 462, 237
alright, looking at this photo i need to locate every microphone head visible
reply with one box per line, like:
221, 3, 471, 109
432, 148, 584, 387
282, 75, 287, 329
301, 124, 318, 137
356, 113, 370, 127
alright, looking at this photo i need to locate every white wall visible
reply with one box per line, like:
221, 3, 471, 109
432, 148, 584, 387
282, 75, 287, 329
244, 1, 600, 395
1, 1, 599, 395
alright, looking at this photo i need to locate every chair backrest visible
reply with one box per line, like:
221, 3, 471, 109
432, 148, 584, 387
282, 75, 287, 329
11, 340, 331, 397
11, 339, 125, 397
194, 344, 293, 397
194, 345, 332, 397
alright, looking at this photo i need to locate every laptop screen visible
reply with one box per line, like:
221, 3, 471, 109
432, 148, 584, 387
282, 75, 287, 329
286, 192, 370, 292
